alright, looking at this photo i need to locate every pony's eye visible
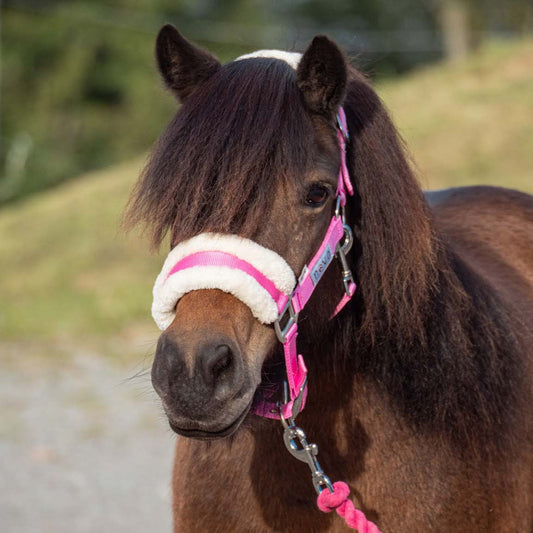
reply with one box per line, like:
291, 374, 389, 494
305, 185, 329, 207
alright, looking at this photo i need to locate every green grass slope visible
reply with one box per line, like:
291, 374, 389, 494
380, 38, 533, 192
0, 159, 163, 345
1, 39, 532, 348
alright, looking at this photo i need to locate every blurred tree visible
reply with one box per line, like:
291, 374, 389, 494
436, 0, 533, 61
438, 0, 471, 60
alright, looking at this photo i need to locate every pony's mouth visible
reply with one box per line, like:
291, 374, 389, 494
164, 349, 284, 440
252, 349, 287, 406
167, 399, 253, 440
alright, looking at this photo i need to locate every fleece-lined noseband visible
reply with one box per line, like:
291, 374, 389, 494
152, 233, 296, 329
152, 107, 355, 420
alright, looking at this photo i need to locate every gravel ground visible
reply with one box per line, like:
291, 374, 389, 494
0, 345, 175, 533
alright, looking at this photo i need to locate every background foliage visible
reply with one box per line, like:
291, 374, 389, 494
3, 0, 532, 204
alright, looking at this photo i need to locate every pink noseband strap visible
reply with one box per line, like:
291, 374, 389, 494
167, 251, 288, 313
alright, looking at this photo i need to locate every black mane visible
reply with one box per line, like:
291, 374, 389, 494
125, 58, 313, 248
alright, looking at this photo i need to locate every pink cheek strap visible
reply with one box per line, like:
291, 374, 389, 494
256, 210, 355, 420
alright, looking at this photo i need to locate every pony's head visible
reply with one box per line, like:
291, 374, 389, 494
125, 25, 434, 439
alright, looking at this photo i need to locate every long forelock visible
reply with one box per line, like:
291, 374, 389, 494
125, 58, 314, 249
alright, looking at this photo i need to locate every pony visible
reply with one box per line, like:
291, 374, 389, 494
125, 25, 533, 532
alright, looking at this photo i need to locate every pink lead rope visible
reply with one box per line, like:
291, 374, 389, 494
318, 482, 382, 532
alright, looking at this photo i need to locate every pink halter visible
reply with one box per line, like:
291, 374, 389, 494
164, 107, 355, 420
157, 107, 382, 532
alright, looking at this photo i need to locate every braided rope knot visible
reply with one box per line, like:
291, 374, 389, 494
317, 481, 382, 532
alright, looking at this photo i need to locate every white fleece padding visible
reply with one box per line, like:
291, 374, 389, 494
234, 50, 302, 70
152, 233, 296, 330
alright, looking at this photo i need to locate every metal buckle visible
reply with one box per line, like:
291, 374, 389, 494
274, 298, 299, 344
336, 113, 349, 140
278, 377, 307, 421
334, 196, 349, 225
291, 377, 307, 419
336, 224, 355, 296
334, 196, 342, 218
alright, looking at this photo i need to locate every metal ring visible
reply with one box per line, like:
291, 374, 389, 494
340, 224, 354, 255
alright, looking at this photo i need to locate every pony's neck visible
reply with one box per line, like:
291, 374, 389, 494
305, 232, 523, 457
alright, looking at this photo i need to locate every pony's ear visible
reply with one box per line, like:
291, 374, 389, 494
155, 24, 221, 102
296, 36, 347, 116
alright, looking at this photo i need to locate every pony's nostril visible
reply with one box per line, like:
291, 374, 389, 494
202, 344, 234, 387
211, 346, 232, 379
152, 336, 186, 395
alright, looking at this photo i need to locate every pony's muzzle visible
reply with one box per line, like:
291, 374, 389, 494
153, 334, 241, 396
151, 290, 263, 439
152, 333, 251, 435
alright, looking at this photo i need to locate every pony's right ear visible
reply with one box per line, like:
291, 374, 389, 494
155, 24, 221, 102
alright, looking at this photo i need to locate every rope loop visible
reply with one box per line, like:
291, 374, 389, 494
317, 481, 382, 532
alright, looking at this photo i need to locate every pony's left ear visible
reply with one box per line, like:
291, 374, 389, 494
296, 36, 347, 117
155, 24, 221, 102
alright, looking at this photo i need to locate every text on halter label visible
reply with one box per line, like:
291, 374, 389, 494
310, 244, 333, 286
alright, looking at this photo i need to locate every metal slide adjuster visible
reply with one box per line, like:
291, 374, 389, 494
274, 298, 299, 344
279, 378, 307, 421
334, 195, 345, 222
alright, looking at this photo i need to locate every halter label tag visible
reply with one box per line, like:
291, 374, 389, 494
310, 244, 333, 286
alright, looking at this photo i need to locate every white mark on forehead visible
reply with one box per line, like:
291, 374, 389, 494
234, 50, 302, 70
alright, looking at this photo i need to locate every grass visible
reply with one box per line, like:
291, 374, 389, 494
0, 158, 163, 349
0, 38, 532, 351
380, 38, 533, 192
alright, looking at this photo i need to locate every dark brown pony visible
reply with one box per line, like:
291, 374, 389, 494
126, 25, 533, 532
